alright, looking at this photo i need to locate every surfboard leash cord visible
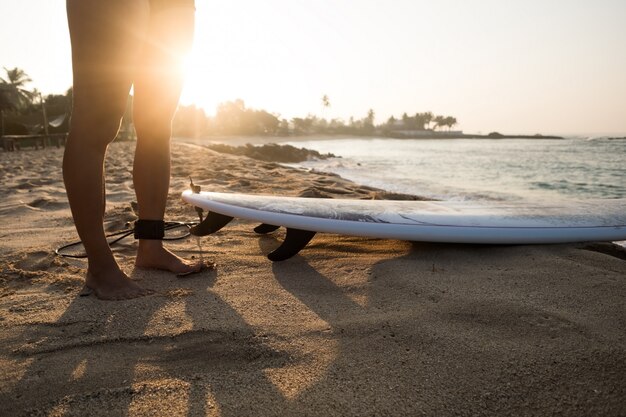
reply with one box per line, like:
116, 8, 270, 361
56, 179, 206, 259
54, 221, 198, 259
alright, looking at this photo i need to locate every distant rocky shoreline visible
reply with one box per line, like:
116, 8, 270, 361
387, 132, 564, 140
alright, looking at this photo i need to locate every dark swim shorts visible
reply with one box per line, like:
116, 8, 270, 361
150, 0, 195, 10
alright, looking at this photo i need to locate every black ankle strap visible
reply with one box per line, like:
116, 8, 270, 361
134, 219, 165, 240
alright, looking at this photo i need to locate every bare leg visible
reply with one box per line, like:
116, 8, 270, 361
64, 0, 152, 299
132, 5, 203, 275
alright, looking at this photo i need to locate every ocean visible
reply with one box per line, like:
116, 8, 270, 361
280, 137, 626, 203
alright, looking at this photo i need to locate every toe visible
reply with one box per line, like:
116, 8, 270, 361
176, 260, 213, 277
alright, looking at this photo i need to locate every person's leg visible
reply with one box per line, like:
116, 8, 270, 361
132, 2, 202, 274
64, 0, 152, 299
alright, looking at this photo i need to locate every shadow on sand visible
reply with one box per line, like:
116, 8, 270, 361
3, 237, 625, 416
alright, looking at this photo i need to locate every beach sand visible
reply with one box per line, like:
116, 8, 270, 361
0, 141, 625, 416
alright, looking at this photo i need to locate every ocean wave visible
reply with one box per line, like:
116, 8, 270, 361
280, 137, 626, 201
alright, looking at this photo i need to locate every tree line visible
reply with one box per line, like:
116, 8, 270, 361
1, 67, 458, 138
1, 67, 72, 135
173, 100, 458, 138
391, 112, 457, 132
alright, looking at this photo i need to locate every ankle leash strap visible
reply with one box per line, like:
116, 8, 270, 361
134, 219, 165, 240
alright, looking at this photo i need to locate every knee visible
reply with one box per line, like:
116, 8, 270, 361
68, 107, 124, 149
133, 113, 173, 142
132, 90, 179, 141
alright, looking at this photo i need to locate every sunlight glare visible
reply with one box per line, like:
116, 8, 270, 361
180, 51, 221, 112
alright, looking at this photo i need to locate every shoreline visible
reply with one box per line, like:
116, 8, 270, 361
176, 136, 626, 203
173, 133, 569, 147
1, 141, 625, 416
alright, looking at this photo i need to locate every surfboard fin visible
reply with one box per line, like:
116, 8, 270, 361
254, 223, 281, 234
268, 228, 316, 262
190, 211, 234, 236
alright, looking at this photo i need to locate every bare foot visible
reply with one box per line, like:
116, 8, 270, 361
86, 265, 153, 300
135, 240, 213, 276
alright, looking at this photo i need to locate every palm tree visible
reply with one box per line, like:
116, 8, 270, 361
363, 109, 375, 133
0, 84, 13, 134
321, 94, 330, 109
0, 67, 36, 111
423, 111, 434, 130
320, 95, 331, 130
0, 84, 13, 110
401, 112, 410, 129
1, 67, 37, 135
414, 112, 428, 130
444, 116, 457, 131
433, 115, 445, 131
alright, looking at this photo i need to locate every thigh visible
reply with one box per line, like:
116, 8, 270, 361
67, 0, 150, 123
133, 2, 195, 126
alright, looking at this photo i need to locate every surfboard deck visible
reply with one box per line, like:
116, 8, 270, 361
181, 190, 626, 261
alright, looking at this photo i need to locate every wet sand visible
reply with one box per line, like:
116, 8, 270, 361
0, 141, 625, 416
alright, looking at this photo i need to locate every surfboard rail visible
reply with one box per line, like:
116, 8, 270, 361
181, 190, 626, 260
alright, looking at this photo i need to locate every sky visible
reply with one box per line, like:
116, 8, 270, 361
2, 0, 626, 136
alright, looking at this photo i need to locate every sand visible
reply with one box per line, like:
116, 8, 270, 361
0, 141, 625, 417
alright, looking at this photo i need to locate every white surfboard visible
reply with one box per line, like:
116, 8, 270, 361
181, 190, 626, 261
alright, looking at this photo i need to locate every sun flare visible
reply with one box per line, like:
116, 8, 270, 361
179, 52, 223, 113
